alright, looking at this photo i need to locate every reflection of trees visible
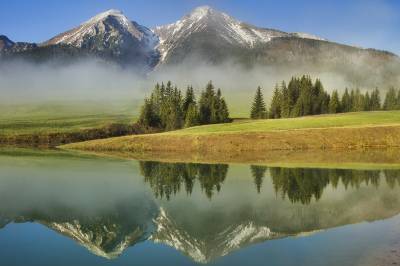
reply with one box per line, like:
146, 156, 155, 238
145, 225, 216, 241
140, 161, 228, 200
140, 160, 400, 203
268, 167, 399, 204
250, 165, 268, 193
384, 170, 400, 189
269, 168, 330, 204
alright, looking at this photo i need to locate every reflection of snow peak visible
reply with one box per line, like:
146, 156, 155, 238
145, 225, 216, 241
151, 208, 276, 263
47, 220, 149, 259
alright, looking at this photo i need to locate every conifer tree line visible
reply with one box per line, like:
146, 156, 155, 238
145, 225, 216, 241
250, 75, 400, 119
138, 81, 231, 130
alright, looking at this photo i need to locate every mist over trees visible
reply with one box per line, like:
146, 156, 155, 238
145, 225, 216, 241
138, 81, 231, 130
251, 75, 400, 119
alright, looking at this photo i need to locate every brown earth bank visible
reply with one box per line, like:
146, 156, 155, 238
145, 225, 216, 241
0, 123, 158, 148
62, 124, 400, 152
61, 125, 400, 165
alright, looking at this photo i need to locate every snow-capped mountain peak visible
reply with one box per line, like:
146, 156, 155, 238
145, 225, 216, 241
153, 6, 288, 63
188, 5, 214, 20
41, 9, 160, 67
44, 9, 145, 47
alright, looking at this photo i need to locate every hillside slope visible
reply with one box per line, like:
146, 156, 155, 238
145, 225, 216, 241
62, 111, 400, 154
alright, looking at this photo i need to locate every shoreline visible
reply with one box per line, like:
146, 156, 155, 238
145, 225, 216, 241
61, 124, 400, 154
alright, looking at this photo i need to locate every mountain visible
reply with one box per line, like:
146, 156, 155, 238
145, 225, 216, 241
0, 10, 159, 68
43, 9, 159, 67
0, 35, 14, 50
152, 6, 399, 87
153, 6, 326, 65
1, 6, 399, 87
0, 35, 37, 54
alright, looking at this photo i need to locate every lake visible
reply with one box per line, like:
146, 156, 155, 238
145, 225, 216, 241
1, 148, 400, 266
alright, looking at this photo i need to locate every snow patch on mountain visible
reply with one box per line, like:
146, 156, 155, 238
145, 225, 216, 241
291, 32, 327, 41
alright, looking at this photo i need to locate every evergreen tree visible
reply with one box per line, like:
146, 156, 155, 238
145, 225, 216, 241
311, 79, 324, 115
182, 86, 196, 117
370, 88, 381, 111
349, 89, 355, 111
384, 87, 398, 110
397, 89, 400, 109
292, 75, 313, 117
250, 86, 267, 119
138, 98, 160, 128
198, 81, 230, 124
352, 89, 365, 112
280, 82, 291, 118
199, 81, 216, 124
287, 77, 300, 116
184, 103, 199, 128
329, 90, 340, 113
218, 98, 230, 123
269, 84, 282, 118
341, 88, 351, 113
364, 91, 371, 111
250, 165, 267, 193
320, 91, 330, 114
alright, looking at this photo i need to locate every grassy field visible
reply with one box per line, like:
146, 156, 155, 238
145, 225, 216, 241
0, 102, 136, 135
62, 111, 400, 155
0, 102, 142, 146
170, 111, 400, 135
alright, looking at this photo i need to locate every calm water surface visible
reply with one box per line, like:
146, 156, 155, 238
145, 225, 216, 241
1, 149, 400, 266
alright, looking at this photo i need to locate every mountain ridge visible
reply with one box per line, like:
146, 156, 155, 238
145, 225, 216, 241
1, 6, 399, 88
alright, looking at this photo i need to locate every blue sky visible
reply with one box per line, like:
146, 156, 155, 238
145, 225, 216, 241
1, 0, 399, 55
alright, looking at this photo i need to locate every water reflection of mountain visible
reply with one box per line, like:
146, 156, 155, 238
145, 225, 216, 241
1, 197, 158, 259
2, 153, 400, 264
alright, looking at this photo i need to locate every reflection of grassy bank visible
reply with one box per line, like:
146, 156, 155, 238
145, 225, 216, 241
64, 149, 400, 170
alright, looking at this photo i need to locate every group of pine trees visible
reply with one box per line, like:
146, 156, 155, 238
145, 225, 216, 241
138, 81, 231, 130
383, 87, 400, 110
251, 75, 400, 119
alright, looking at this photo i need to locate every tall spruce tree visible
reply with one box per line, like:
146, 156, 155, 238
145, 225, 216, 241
199, 81, 215, 124
269, 84, 282, 118
182, 86, 196, 117
329, 90, 340, 113
287, 77, 300, 116
397, 89, 400, 109
341, 88, 351, 113
364, 91, 371, 111
138, 98, 160, 128
384, 87, 398, 110
184, 103, 199, 128
218, 97, 230, 123
250, 86, 267, 119
280, 81, 291, 118
370, 88, 381, 110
